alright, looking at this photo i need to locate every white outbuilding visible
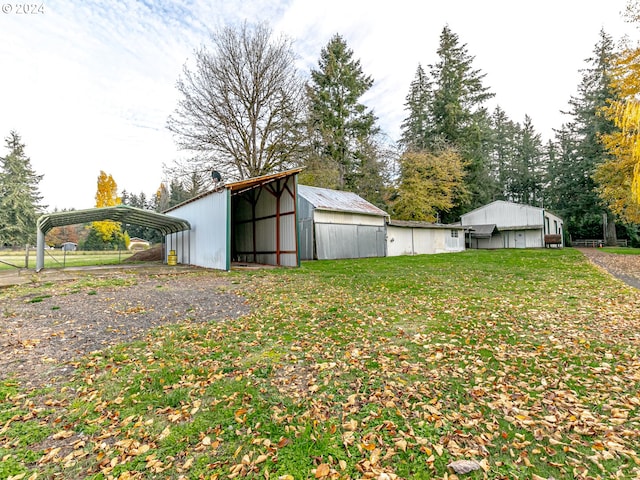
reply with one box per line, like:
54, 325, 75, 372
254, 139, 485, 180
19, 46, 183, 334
460, 200, 564, 249
386, 220, 466, 256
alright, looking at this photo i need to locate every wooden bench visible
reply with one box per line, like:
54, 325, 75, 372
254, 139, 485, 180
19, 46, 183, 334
544, 234, 563, 248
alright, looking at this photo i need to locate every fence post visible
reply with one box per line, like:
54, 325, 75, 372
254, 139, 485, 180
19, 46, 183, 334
25, 244, 29, 269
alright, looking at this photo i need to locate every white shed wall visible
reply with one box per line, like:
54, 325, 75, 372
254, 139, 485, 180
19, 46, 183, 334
166, 190, 229, 270
387, 226, 465, 256
501, 230, 544, 248
387, 227, 414, 256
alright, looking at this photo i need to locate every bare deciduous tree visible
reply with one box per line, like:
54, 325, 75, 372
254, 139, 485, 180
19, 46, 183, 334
167, 22, 306, 181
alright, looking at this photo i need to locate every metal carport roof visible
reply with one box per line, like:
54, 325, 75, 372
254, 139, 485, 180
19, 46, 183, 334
37, 205, 191, 236
35, 205, 191, 271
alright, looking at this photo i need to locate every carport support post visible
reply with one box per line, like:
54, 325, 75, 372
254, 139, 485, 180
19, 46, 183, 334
36, 226, 45, 272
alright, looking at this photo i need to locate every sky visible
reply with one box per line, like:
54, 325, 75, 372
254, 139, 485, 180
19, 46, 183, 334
1, 0, 637, 211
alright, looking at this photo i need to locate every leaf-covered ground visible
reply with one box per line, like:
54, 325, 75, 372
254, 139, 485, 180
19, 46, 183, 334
0, 249, 639, 480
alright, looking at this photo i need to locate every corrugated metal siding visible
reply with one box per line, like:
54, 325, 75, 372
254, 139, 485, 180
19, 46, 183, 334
315, 224, 385, 260
166, 190, 228, 270
279, 177, 298, 266
297, 196, 314, 260
461, 201, 543, 229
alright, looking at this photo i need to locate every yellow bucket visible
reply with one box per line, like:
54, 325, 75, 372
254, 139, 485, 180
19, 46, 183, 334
168, 249, 177, 266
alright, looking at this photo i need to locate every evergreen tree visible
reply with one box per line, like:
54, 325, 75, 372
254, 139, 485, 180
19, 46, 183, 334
487, 106, 519, 200
426, 26, 495, 214
303, 34, 385, 202
508, 116, 545, 205
399, 64, 432, 151
120, 190, 162, 243
0, 131, 44, 246
168, 179, 190, 208
550, 30, 620, 241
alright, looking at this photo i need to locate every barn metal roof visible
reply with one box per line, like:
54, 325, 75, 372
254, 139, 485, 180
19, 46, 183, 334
298, 185, 389, 217
37, 205, 191, 236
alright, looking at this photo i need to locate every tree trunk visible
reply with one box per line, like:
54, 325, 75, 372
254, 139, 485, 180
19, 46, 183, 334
605, 213, 617, 246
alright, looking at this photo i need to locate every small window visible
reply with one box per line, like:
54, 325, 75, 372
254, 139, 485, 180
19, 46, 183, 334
450, 230, 459, 238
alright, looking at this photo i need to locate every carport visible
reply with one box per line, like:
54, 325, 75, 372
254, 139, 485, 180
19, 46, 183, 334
35, 205, 191, 272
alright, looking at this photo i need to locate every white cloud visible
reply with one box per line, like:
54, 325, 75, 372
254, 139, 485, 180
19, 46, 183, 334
0, 0, 636, 210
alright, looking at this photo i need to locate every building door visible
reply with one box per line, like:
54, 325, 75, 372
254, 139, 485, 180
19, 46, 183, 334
515, 231, 526, 248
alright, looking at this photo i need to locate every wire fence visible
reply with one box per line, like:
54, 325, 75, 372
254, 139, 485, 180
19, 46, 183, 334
0, 246, 135, 270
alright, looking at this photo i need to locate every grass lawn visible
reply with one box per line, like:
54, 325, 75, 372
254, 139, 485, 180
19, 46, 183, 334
602, 246, 640, 255
1, 249, 639, 479
0, 250, 135, 271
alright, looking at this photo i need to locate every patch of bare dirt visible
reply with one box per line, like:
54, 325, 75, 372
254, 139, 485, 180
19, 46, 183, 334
577, 247, 640, 289
124, 244, 163, 262
0, 271, 250, 389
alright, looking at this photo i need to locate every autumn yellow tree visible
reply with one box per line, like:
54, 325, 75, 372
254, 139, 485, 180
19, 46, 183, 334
91, 171, 123, 244
597, 1, 640, 219
392, 148, 468, 222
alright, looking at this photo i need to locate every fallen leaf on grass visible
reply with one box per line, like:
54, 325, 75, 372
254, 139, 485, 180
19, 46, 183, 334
315, 463, 330, 478
447, 459, 481, 474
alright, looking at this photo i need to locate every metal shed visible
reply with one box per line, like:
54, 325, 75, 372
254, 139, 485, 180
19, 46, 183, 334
386, 220, 466, 256
297, 185, 389, 260
164, 169, 301, 270
460, 200, 564, 249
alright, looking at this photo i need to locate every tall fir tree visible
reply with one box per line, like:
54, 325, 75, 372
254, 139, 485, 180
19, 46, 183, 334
399, 64, 432, 151
0, 131, 44, 246
508, 115, 545, 205
303, 34, 385, 202
549, 30, 620, 242
487, 106, 519, 200
426, 26, 496, 216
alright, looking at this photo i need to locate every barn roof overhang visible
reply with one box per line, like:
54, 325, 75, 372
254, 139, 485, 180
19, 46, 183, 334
227, 168, 304, 196
467, 224, 500, 238
164, 168, 304, 213
37, 205, 191, 236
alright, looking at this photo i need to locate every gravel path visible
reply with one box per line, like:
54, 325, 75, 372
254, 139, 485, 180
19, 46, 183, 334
0, 270, 250, 389
576, 247, 640, 289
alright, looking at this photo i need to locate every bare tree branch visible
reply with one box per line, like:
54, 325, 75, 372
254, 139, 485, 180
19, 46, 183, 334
167, 22, 306, 181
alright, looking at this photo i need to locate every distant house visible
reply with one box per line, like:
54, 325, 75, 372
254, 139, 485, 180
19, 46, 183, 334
128, 237, 150, 250
297, 185, 389, 260
386, 220, 466, 256
460, 200, 564, 249
60, 242, 77, 251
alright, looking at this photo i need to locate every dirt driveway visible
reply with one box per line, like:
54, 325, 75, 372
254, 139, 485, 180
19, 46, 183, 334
0, 268, 250, 389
